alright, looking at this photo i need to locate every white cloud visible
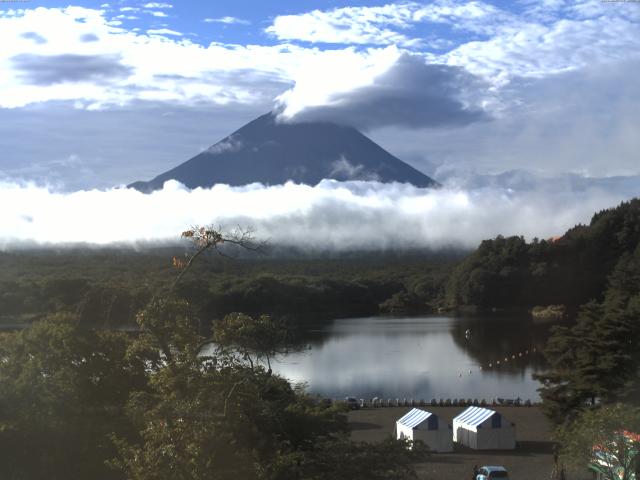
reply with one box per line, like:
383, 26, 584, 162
277, 53, 490, 130
265, 1, 515, 47
147, 28, 182, 36
369, 58, 640, 178
275, 45, 402, 119
265, 1, 640, 85
416, 0, 640, 86
0, 6, 335, 108
0, 179, 631, 250
147, 10, 168, 17
143, 2, 172, 8
329, 156, 365, 180
266, 4, 421, 47
204, 16, 250, 25
206, 134, 243, 154
0, 9, 27, 17
4, 3, 638, 113
262, 0, 640, 139
439, 14, 640, 84
413, 1, 505, 32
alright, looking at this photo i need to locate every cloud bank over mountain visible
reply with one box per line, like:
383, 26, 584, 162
0, 179, 631, 250
275, 54, 489, 130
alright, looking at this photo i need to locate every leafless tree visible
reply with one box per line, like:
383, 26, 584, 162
171, 225, 265, 290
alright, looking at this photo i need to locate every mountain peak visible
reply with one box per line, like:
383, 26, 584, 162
129, 112, 437, 192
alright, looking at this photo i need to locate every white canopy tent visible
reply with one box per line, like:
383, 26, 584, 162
452, 406, 516, 450
396, 408, 453, 452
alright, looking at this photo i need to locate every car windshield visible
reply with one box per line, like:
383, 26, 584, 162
489, 471, 508, 478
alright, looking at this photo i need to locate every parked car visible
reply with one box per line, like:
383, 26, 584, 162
476, 465, 509, 480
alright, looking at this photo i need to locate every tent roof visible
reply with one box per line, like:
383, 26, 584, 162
397, 408, 433, 429
454, 406, 496, 427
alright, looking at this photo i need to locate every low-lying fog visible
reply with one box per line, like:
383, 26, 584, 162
0, 177, 635, 250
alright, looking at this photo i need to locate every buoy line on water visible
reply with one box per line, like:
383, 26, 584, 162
454, 346, 539, 378
484, 347, 537, 370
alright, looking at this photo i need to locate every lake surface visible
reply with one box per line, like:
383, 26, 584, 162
272, 315, 552, 402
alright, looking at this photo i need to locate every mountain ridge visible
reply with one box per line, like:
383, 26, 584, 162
129, 112, 438, 192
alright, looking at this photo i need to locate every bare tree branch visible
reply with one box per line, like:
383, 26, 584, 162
171, 225, 266, 290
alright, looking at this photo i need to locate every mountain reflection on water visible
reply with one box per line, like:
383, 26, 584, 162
272, 316, 553, 402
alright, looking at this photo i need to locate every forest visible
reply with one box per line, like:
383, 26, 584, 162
3, 199, 640, 326
446, 198, 640, 313
0, 248, 458, 327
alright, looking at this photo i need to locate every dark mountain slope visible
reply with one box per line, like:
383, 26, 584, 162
129, 112, 437, 191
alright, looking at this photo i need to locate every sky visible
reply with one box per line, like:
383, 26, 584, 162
1, 0, 639, 248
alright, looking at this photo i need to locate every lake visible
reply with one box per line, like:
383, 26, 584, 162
271, 315, 552, 402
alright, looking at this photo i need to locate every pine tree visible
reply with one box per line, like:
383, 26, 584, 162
536, 250, 640, 425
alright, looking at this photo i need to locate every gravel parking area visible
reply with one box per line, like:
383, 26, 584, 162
348, 406, 590, 480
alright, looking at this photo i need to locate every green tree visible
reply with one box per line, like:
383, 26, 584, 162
0, 314, 145, 480
536, 300, 638, 425
111, 297, 264, 479
111, 226, 425, 479
112, 296, 421, 480
214, 312, 294, 374
536, 244, 640, 425
556, 404, 640, 480
445, 235, 530, 309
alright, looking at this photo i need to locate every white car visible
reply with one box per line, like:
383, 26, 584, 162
476, 465, 510, 480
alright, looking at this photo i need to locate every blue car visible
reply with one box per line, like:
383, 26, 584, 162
476, 466, 510, 480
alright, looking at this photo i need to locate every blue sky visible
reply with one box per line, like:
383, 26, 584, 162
1, 0, 639, 190
32, 0, 480, 48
